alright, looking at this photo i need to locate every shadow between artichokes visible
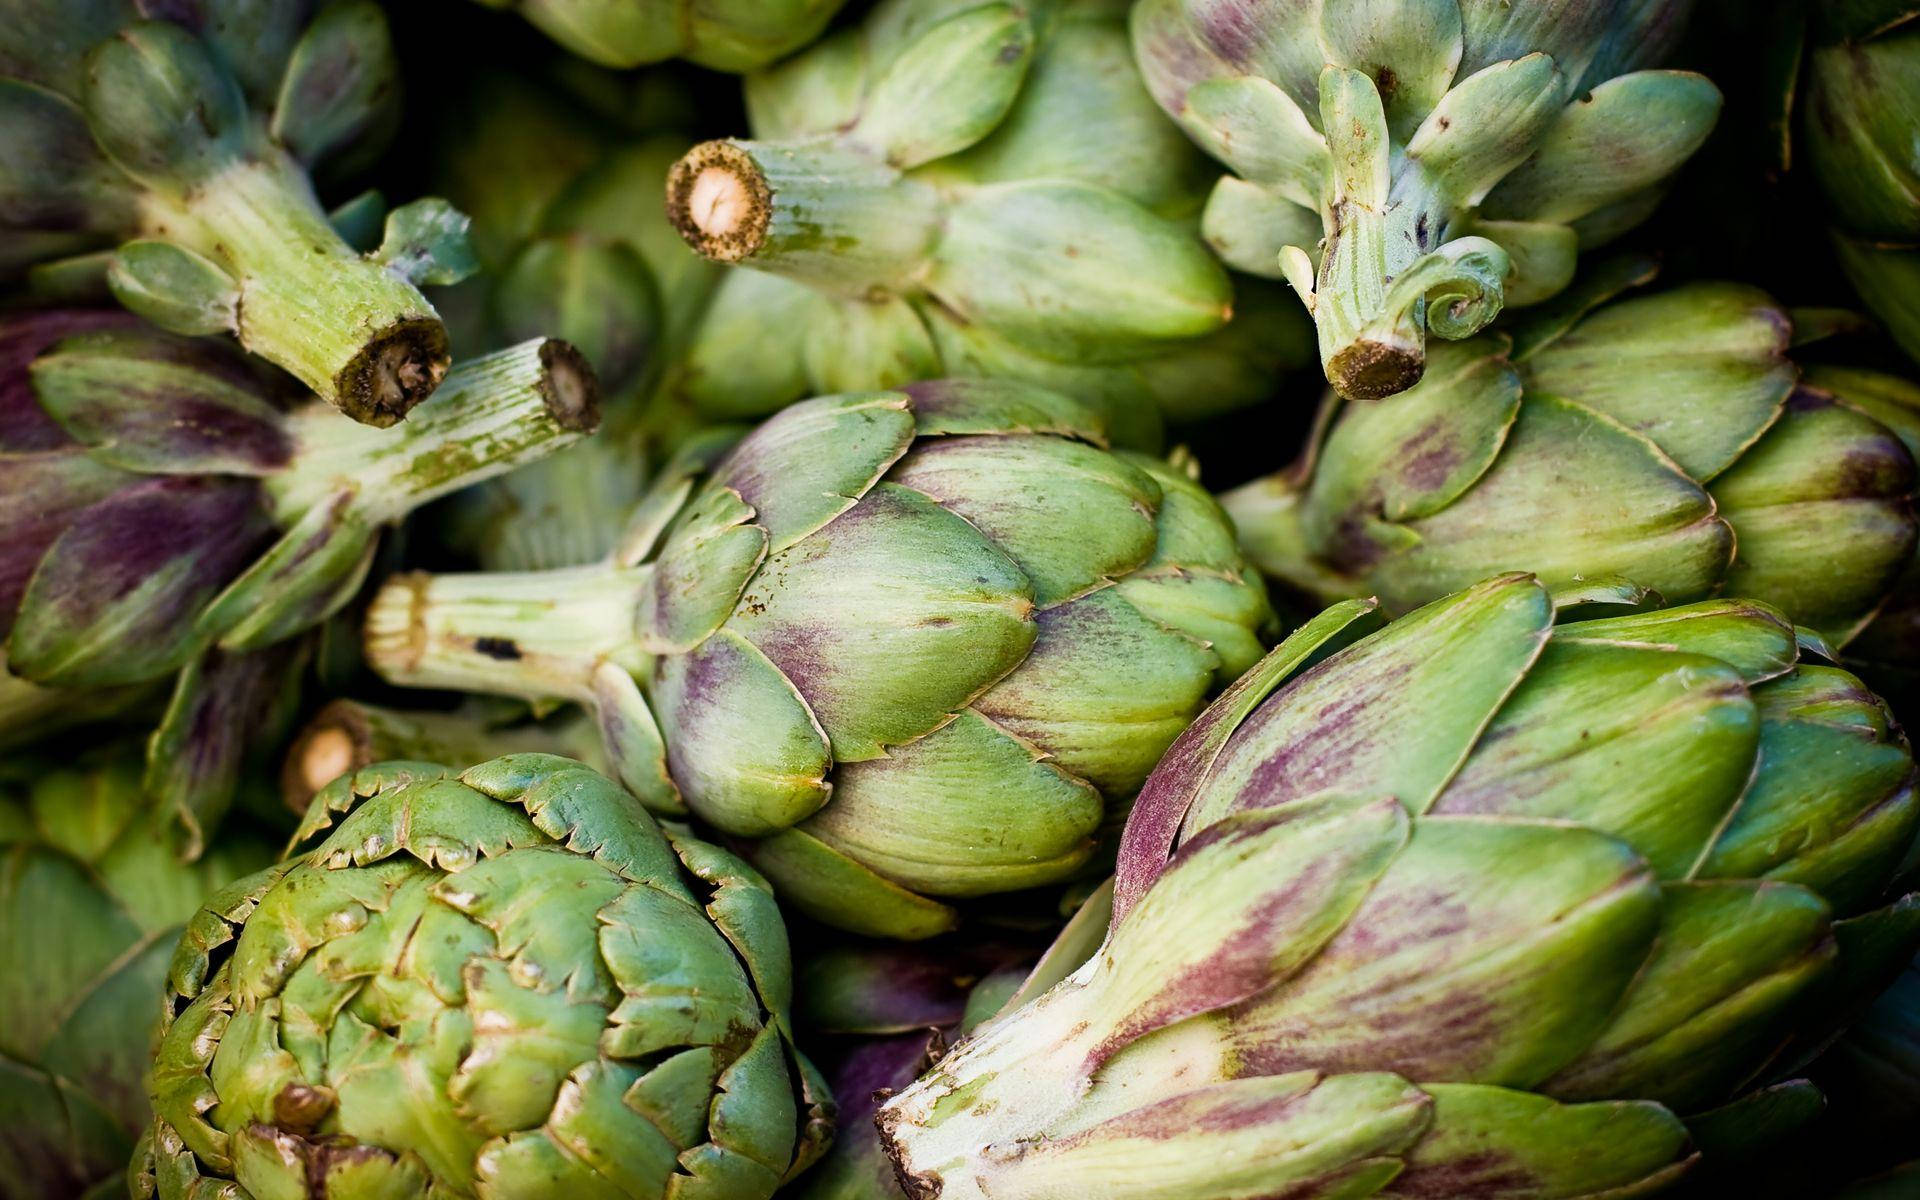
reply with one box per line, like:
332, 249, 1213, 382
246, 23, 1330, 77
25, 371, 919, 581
880, 574, 1920, 1198
135, 753, 831, 1199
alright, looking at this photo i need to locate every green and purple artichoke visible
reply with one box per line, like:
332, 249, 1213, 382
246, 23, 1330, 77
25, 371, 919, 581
882, 574, 1920, 1197
1, 0, 478, 422
1225, 263, 1920, 648
1134, 0, 1719, 399
365, 380, 1275, 938
662, 0, 1310, 449
136, 753, 831, 1199
468, 0, 850, 71
1, 309, 598, 847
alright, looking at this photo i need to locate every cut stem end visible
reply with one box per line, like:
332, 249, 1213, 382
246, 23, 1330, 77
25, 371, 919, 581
666, 141, 772, 263
335, 317, 451, 427
1328, 339, 1425, 401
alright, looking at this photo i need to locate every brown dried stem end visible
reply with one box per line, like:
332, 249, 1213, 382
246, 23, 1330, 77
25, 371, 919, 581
535, 339, 602, 433
1329, 338, 1426, 401
666, 140, 773, 264
282, 701, 374, 815
333, 317, 451, 427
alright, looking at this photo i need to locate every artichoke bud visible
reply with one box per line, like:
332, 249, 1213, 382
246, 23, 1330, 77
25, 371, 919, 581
365, 380, 1276, 938
664, 0, 1302, 434
1226, 276, 1920, 647
469, 0, 849, 72
268, 0, 402, 179
81, 21, 248, 188
138, 754, 832, 1200
1134, 0, 1718, 399
494, 235, 661, 398
881, 575, 1920, 1197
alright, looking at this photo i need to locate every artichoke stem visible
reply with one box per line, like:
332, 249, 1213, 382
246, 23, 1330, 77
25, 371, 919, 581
666, 137, 942, 298
140, 152, 452, 424
364, 562, 651, 708
273, 338, 600, 526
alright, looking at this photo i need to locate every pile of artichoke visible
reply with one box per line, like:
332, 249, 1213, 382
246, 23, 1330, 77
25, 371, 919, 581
3, 2, 1918, 1198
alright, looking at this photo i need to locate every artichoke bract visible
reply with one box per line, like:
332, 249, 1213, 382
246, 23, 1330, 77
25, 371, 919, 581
1799, 2, 1920, 368
1225, 264, 1920, 646
662, 0, 1310, 449
0, 0, 478, 424
1133, 0, 1719, 399
881, 575, 1920, 1198
136, 753, 831, 1199
1, 310, 598, 847
365, 381, 1275, 938
0, 750, 272, 1200
427, 70, 722, 571
468, 0, 849, 71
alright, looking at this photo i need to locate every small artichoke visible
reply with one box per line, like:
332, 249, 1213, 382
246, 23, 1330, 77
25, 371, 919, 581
0, 749, 272, 1200
467, 0, 850, 71
1134, 0, 1719, 399
1, 310, 598, 844
1225, 264, 1920, 646
881, 574, 1920, 1197
366, 381, 1275, 938
663, 0, 1310, 449
137, 754, 832, 1199
0, 0, 478, 423
1797, 1, 1920, 368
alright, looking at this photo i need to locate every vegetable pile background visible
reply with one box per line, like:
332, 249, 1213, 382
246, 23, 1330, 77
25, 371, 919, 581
5, 1, 1920, 1197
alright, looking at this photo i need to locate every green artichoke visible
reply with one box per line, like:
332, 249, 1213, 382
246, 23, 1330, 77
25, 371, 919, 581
1797, 1, 1920, 368
1133, 0, 1720, 399
1, 0, 479, 424
0, 749, 272, 1200
137, 753, 832, 1199
426, 69, 722, 571
1, 309, 598, 847
881, 574, 1920, 1197
468, 0, 849, 71
662, 0, 1310, 449
1225, 264, 1920, 646
364, 381, 1275, 938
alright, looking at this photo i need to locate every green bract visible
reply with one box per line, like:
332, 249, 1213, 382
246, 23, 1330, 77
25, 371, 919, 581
662, 0, 1310, 449
1798, 2, 1920, 368
468, 0, 849, 71
881, 575, 1920, 1197
1133, 0, 1719, 399
364, 381, 1275, 938
1, 309, 598, 847
0, 0, 478, 424
1224, 265, 1920, 646
427, 70, 722, 571
136, 754, 831, 1199
0, 750, 271, 1200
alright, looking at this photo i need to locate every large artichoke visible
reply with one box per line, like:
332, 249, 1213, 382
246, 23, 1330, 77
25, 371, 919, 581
365, 381, 1275, 938
1, 0, 478, 423
426, 68, 722, 571
662, 0, 1310, 449
1133, 0, 1719, 399
0, 748, 272, 1200
468, 0, 849, 71
1225, 264, 1920, 646
137, 753, 832, 1199
1, 310, 598, 845
881, 574, 1920, 1197
1796, 1, 1920, 368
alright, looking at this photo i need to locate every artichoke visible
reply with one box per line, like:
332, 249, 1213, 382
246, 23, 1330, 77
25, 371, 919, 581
1133, 0, 1719, 399
467, 0, 849, 71
365, 380, 1275, 938
1796, 1, 1920, 368
1, 0, 479, 424
662, 0, 1310, 449
1225, 263, 1920, 646
136, 753, 831, 1199
1, 309, 598, 846
426, 68, 722, 571
0, 748, 272, 1200
881, 574, 1920, 1197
